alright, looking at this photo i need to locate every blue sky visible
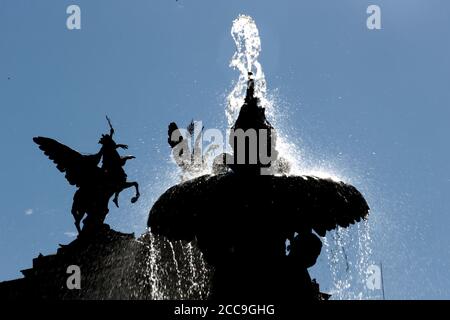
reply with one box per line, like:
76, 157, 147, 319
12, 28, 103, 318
1, 0, 450, 299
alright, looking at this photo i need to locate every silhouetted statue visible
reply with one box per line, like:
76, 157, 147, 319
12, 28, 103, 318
34, 117, 140, 234
286, 231, 331, 300
168, 120, 218, 180
150, 74, 370, 300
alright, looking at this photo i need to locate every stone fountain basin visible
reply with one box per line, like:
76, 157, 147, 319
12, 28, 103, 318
148, 173, 369, 250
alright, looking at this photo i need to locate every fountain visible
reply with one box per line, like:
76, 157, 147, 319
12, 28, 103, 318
148, 15, 370, 301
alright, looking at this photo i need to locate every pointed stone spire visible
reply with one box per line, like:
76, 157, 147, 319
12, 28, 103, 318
229, 72, 277, 175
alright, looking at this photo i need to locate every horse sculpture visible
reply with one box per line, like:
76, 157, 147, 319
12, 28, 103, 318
33, 117, 140, 234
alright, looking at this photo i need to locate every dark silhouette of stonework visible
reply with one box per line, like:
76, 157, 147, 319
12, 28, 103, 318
0, 226, 209, 300
0, 227, 139, 299
33, 117, 140, 234
149, 73, 369, 300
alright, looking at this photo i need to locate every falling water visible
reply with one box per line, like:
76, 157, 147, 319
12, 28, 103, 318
322, 222, 376, 299
139, 233, 211, 299
144, 234, 166, 299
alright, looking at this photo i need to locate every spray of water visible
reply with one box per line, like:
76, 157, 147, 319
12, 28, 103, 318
227, 15, 271, 126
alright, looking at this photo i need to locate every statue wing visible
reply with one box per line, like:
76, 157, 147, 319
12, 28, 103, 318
33, 137, 102, 188
168, 122, 182, 148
